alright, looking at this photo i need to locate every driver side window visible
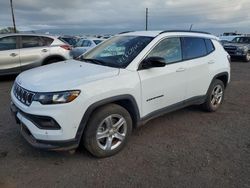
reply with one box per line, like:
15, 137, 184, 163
147, 37, 182, 64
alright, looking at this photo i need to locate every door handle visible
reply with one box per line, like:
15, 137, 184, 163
176, 67, 186, 72
208, 60, 215, 64
10, 53, 18, 57
41, 49, 48, 52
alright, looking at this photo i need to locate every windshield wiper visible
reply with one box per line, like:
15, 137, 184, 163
81, 58, 106, 65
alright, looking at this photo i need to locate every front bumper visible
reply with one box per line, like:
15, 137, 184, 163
10, 102, 79, 151
225, 50, 247, 58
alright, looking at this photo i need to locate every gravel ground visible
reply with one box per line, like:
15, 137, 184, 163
0, 62, 250, 188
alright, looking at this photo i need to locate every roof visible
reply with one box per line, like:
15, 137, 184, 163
0, 33, 58, 39
119, 30, 217, 39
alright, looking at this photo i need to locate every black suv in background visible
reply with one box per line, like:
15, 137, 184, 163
223, 36, 250, 62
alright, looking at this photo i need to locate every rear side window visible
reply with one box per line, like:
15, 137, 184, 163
147, 37, 182, 64
182, 37, 207, 60
205, 39, 215, 54
0, 36, 17, 51
41, 37, 54, 46
21, 36, 44, 48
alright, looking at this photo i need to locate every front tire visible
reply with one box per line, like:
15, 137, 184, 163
83, 104, 132, 158
202, 79, 225, 112
245, 52, 250, 62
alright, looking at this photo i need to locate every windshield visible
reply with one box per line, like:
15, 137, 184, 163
80, 36, 153, 68
232, 37, 250, 44
75, 39, 91, 47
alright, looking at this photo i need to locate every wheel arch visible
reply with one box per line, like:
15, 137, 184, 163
209, 72, 229, 89
75, 95, 140, 143
214, 72, 229, 88
42, 55, 66, 65
205, 72, 229, 97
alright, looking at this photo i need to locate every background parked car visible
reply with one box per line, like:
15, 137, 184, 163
71, 38, 104, 58
0, 34, 72, 75
223, 36, 250, 62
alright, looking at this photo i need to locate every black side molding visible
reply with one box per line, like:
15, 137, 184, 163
138, 95, 206, 126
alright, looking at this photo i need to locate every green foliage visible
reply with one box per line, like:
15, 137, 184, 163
0, 27, 18, 34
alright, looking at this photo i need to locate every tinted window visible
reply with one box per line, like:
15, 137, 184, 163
147, 37, 182, 64
21, 36, 44, 48
182, 37, 207, 60
232, 37, 250, 43
205, 39, 215, 54
41, 37, 53, 46
59, 37, 76, 45
0, 36, 17, 51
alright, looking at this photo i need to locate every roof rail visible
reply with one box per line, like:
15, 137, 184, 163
159, 30, 211, 35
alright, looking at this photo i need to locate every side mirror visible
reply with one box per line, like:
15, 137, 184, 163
141, 56, 166, 69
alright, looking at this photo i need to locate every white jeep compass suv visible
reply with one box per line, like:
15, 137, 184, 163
10, 30, 230, 157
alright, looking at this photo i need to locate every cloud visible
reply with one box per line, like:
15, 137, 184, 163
1, 0, 250, 34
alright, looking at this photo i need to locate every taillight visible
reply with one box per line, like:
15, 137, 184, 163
60, 45, 72, 50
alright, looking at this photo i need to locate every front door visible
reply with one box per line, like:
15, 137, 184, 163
138, 37, 188, 117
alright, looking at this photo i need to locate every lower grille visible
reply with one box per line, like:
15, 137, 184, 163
224, 46, 237, 55
13, 83, 35, 106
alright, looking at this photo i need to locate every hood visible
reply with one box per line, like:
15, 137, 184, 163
16, 60, 119, 92
223, 42, 249, 48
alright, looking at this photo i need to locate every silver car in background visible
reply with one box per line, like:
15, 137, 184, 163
71, 38, 104, 58
0, 34, 72, 75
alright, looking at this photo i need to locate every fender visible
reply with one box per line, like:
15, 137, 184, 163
42, 55, 66, 65
207, 72, 229, 94
74, 94, 140, 143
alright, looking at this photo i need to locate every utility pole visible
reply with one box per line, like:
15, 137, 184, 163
145, 8, 148, 31
189, 24, 193, 31
10, 0, 17, 33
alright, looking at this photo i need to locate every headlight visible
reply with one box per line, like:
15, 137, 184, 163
33, 90, 80, 105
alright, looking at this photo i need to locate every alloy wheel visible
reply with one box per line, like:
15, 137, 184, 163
96, 114, 127, 151
210, 84, 223, 108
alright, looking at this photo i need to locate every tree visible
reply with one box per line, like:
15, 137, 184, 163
0, 27, 19, 34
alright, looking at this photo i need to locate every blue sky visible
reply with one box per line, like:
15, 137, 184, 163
1, 0, 250, 35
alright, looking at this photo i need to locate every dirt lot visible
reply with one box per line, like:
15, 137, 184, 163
0, 62, 250, 188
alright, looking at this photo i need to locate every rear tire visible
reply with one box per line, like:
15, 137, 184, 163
83, 104, 132, 158
202, 79, 225, 112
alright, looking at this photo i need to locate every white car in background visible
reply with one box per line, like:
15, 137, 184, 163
71, 38, 104, 58
0, 33, 72, 75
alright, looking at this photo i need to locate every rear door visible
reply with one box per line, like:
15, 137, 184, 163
0, 36, 20, 75
19, 36, 50, 71
182, 37, 213, 98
